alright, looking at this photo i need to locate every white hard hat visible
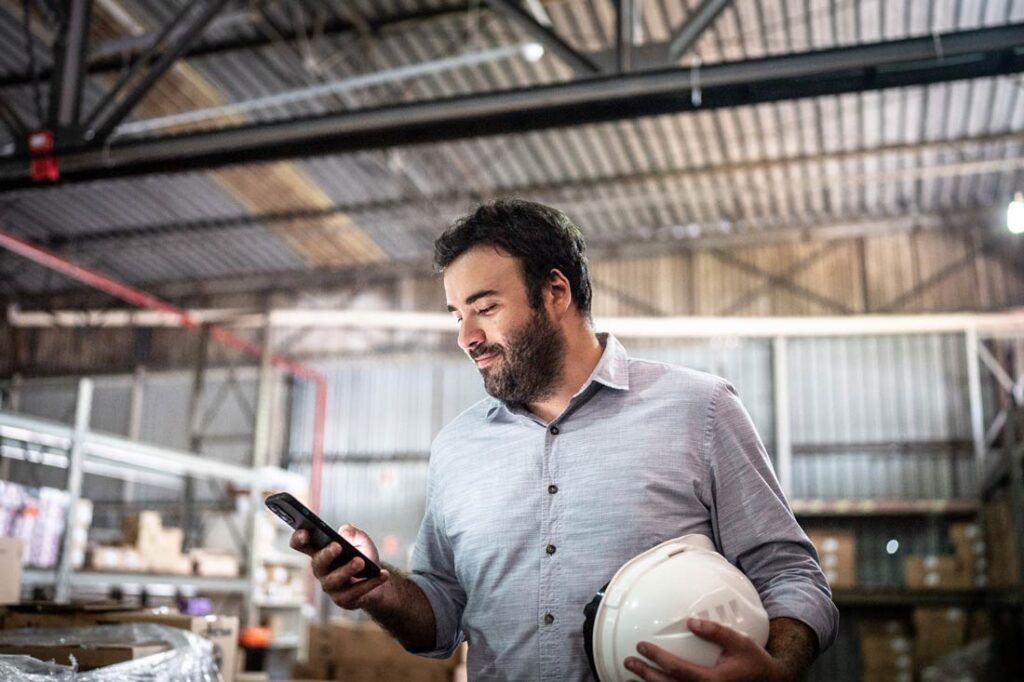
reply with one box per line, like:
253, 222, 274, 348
583, 534, 770, 681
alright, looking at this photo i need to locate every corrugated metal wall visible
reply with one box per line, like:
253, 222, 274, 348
288, 331, 986, 573
789, 334, 976, 499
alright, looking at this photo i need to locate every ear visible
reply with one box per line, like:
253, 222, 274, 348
545, 268, 573, 317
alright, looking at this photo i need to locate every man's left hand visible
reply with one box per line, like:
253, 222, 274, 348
623, 617, 796, 682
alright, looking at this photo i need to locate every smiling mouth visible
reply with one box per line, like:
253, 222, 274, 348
474, 352, 500, 368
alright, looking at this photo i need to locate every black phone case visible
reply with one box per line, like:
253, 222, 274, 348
264, 492, 382, 579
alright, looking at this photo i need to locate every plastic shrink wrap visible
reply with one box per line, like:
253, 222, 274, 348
0, 623, 220, 681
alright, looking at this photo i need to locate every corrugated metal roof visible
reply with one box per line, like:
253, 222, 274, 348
0, 0, 1021, 296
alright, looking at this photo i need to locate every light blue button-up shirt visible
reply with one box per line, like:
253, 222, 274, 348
408, 334, 838, 681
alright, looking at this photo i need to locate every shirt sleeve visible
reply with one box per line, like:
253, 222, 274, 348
704, 380, 840, 652
406, 448, 467, 658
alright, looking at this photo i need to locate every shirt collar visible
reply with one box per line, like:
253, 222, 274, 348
484, 332, 630, 421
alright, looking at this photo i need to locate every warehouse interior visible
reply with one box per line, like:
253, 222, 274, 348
0, 0, 1023, 680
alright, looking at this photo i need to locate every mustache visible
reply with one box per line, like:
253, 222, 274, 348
470, 345, 504, 360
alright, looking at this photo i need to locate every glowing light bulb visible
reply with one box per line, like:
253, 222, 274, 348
1008, 192, 1024, 235
521, 43, 545, 63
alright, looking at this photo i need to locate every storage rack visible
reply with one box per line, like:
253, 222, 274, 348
0, 377, 309, 634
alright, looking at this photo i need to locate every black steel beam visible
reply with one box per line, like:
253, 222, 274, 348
86, 0, 230, 142
0, 5, 469, 90
46, 0, 92, 140
0, 23, 1021, 190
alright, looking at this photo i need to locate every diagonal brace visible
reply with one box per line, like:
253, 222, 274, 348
668, 0, 732, 62
484, 0, 601, 75
85, 0, 230, 142
709, 247, 855, 314
716, 241, 845, 315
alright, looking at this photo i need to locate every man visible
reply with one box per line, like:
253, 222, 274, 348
291, 199, 838, 681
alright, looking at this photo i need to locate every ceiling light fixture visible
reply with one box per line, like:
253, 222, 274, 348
1008, 191, 1024, 234
112, 42, 547, 138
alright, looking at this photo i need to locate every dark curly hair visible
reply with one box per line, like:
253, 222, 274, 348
433, 198, 593, 318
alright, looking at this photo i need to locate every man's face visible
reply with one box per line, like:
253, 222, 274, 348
444, 247, 565, 403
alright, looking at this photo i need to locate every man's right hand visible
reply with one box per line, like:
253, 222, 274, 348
289, 524, 391, 610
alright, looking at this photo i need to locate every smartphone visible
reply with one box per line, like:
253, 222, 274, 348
264, 492, 382, 580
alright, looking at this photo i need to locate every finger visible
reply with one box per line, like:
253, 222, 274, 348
310, 542, 343, 579
328, 571, 390, 607
623, 657, 685, 682
686, 618, 750, 651
635, 643, 711, 681
289, 530, 315, 557
320, 557, 372, 592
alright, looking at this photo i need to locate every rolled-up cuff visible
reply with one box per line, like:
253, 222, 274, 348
763, 588, 840, 652
406, 573, 464, 658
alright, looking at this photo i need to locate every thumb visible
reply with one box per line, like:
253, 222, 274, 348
338, 524, 360, 540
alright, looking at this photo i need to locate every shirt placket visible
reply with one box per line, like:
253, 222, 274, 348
538, 417, 563, 681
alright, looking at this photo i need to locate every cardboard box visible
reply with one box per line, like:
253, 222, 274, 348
985, 497, 1020, 588
96, 609, 238, 682
0, 641, 169, 670
904, 555, 965, 590
306, 619, 460, 682
190, 548, 241, 577
0, 537, 23, 604
2, 602, 138, 630
859, 619, 913, 681
805, 528, 857, 589
87, 545, 145, 572
122, 511, 163, 545
913, 607, 966, 669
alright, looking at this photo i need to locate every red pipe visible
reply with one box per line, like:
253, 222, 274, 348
0, 227, 327, 512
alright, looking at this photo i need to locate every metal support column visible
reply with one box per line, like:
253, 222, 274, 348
183, 327, 210, 552
772, 336, 793, 496
966, 328, 987, 486
55, 378, 93, 602
245, 317, 275, 626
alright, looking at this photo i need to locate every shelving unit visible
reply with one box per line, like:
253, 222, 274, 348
0, 378, 308, 629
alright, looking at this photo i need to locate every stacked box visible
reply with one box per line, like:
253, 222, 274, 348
0, 482, 70, 568
949, 522, 988, 588
189, 548, 240, 577
985, 497, 1021, 588
912, 607, 966, 671
0, 537, 23, 605
1, 604, 237, 682
87, 546, 145, 572
805, 528, 856, 589
96, 609, 238, 682
31, 487, 70, 568
120, 511, 190, 575
859, 619, 913, 682
303, 618, 463, 682
255, 563, 303, 602
904, 555, 964, 590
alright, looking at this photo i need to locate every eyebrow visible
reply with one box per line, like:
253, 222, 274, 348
446, 289, 499, 313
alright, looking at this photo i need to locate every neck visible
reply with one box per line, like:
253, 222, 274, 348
527, 325, 603, 423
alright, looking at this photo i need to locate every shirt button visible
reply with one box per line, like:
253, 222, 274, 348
548, 484, 558, 494
544, 613, 554, 625
546, 544, 556, 555
549, 425, 559, 435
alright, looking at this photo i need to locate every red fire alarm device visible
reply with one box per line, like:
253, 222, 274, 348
27, 130, 59, 182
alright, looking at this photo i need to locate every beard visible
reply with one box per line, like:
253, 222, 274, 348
471, 308, 566, 405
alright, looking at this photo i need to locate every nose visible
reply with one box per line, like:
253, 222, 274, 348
458, 318, 484, 353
